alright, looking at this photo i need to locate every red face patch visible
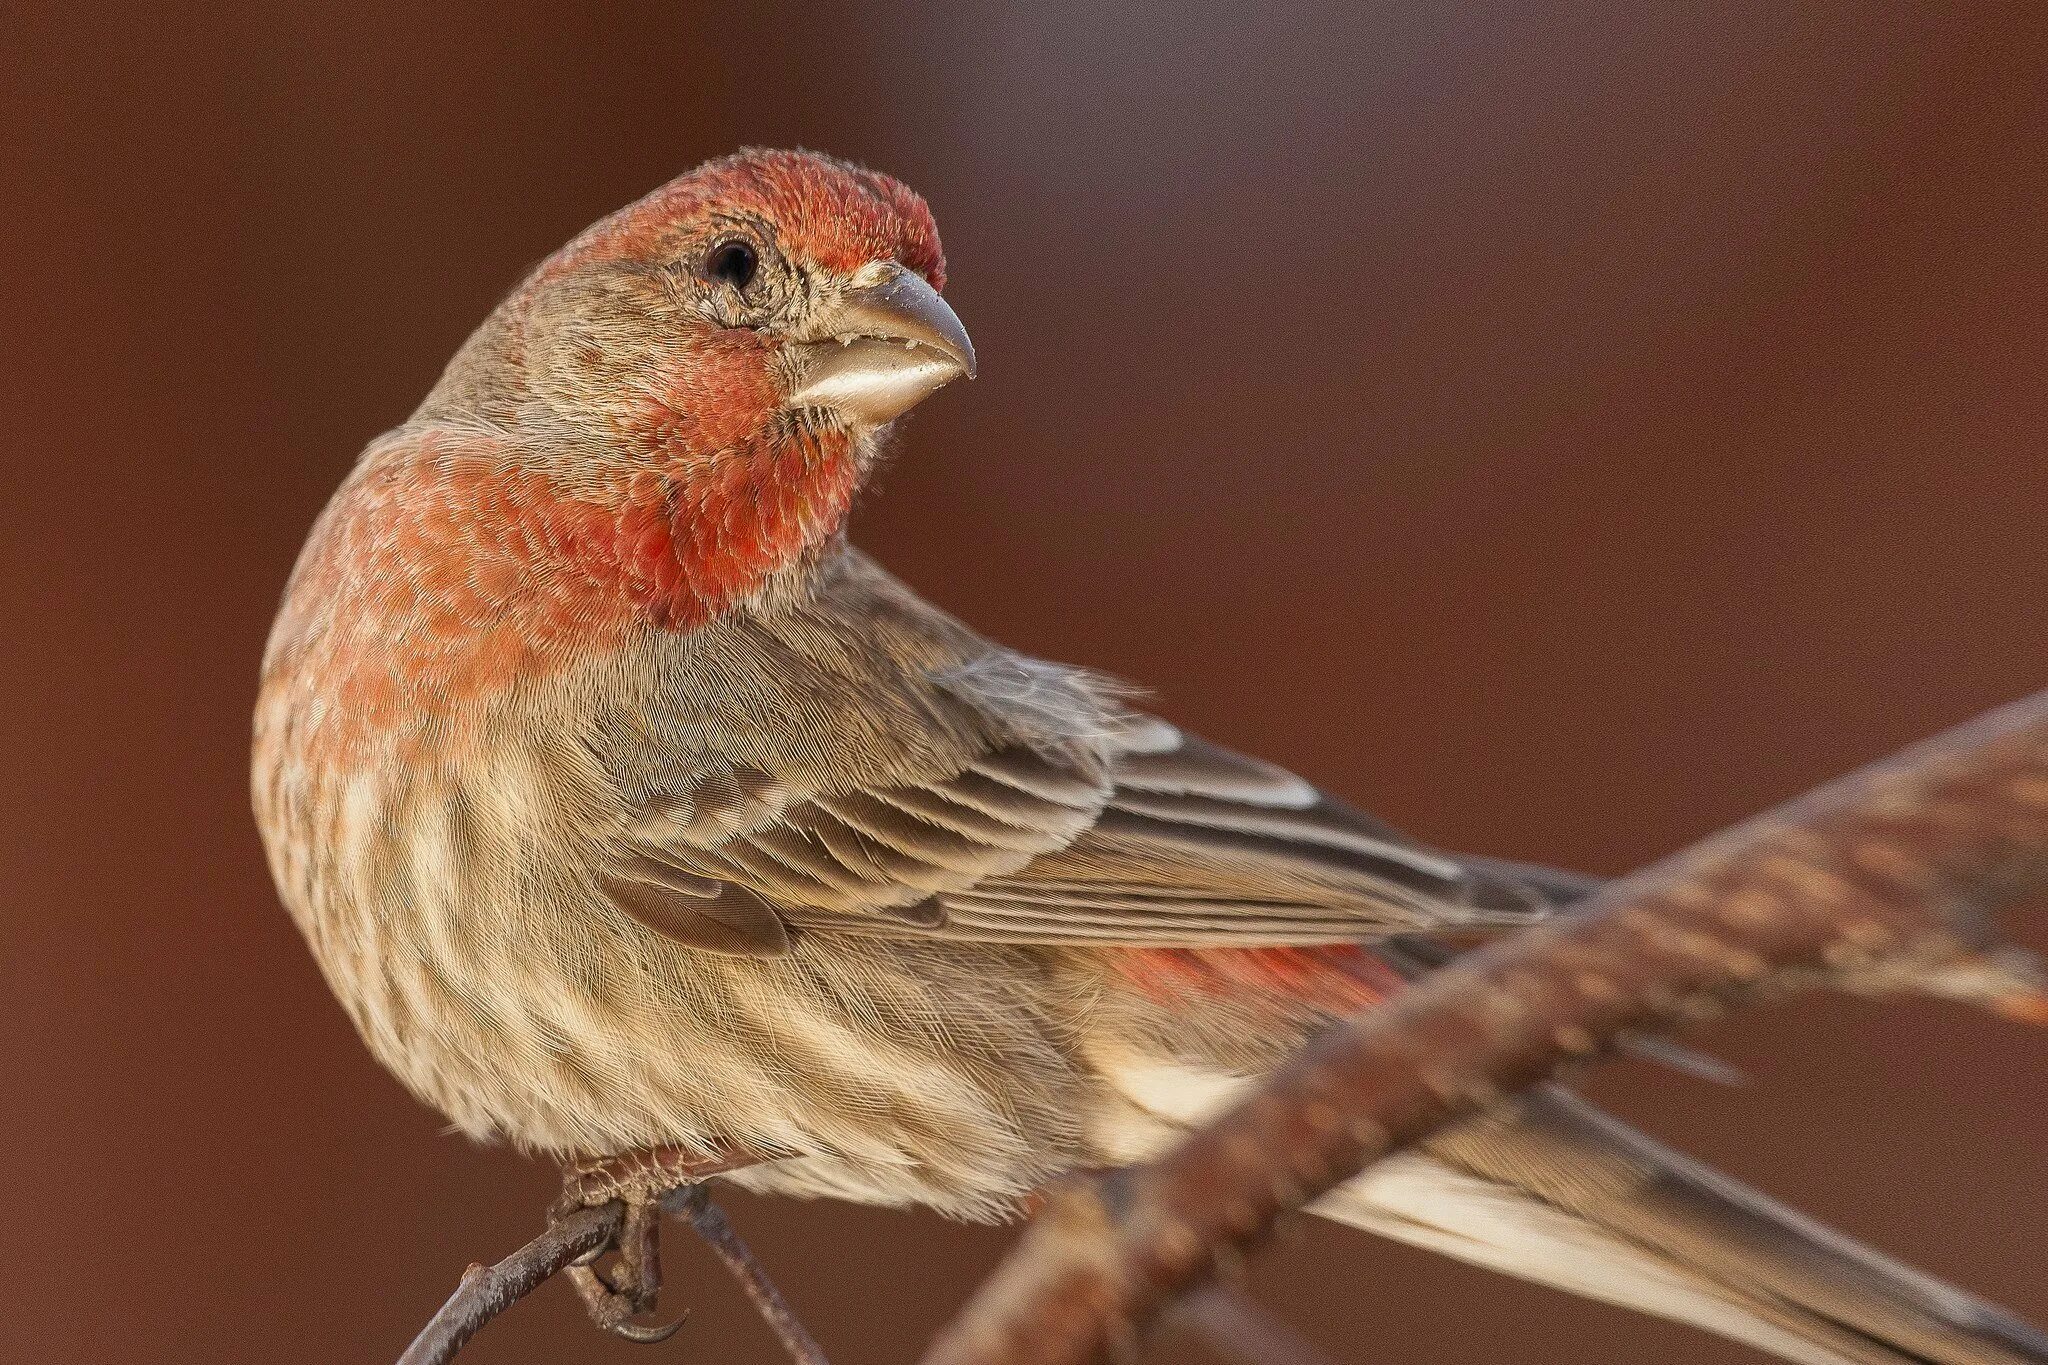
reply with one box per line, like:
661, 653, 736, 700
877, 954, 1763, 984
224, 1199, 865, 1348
279, 152, 949, 754
549, 148, 946, 290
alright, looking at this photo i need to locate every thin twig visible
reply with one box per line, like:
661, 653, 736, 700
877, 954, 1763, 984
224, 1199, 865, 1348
921, 691, 2048, 1365
668, 1185, 833, 1365
397, 1187, 833, 1365
397, 1202, 623, 1365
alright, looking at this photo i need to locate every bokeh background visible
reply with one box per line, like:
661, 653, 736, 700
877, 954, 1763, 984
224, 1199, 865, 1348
5, 4, 2045, 1362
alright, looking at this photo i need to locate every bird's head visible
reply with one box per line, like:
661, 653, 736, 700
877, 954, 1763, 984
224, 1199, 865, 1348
438, 148, 973, 461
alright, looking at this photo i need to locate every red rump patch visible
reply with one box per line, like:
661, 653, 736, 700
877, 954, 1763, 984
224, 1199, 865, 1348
1110, 945, 1406, 1016
542, 148, 946, 291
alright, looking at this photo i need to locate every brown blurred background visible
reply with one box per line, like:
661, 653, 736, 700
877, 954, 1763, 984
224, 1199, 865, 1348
4, 4, 2045, 1362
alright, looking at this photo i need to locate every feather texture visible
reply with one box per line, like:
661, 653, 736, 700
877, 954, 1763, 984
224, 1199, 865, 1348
595, 555, 1547, 953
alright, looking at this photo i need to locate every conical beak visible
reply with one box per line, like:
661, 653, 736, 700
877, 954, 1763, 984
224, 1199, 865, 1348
783, 263, 975, 427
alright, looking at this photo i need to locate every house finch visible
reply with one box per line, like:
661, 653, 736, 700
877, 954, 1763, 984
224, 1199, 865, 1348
254, 148, 2044, 1362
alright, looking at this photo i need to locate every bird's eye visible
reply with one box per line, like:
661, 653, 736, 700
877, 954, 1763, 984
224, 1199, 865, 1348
705, 238, 760, 291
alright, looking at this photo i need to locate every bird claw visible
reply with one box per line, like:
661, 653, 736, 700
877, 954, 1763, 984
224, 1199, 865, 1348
555, 1189, 689, 1345
549, 1146, 759, 1347
566, 1261, 690, 1343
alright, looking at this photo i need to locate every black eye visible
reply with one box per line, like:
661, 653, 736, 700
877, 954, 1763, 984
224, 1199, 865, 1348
705, 238, 760, 291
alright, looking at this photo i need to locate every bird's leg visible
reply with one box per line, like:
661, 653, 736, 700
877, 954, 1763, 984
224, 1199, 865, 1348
550, 1146, 756, 1344
560, 1144, 756, 1210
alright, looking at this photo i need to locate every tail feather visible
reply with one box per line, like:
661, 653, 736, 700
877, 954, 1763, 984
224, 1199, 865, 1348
1317, 1087, 2047, 1365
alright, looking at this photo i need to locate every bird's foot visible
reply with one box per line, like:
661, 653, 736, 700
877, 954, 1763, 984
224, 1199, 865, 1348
551, 1147, 754, 1345
560, 1197, 681, 1344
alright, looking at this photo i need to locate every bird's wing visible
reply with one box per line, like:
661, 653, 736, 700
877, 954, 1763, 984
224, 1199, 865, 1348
591, 550, 1557, 956
915, 720, 1555, 945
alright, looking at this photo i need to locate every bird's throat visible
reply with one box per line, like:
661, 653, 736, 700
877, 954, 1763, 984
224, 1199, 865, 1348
587, 424, 864, 633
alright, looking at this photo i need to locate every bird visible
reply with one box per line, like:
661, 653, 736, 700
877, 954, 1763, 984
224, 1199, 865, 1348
253, 147, 2045, 1363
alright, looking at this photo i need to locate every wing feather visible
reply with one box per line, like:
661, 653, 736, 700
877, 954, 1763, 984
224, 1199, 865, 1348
608, 717, 1551, 953
587, 553, 1558, 956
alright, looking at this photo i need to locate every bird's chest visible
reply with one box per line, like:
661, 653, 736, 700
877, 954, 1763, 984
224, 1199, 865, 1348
254, 682, 640, 1136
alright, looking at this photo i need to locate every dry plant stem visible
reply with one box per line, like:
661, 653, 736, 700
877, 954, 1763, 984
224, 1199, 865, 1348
397, 1202, 623, 1365
668, 1185, 833, 1365
397, 1186, 832, 1365
921, 692, 2048, 1365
